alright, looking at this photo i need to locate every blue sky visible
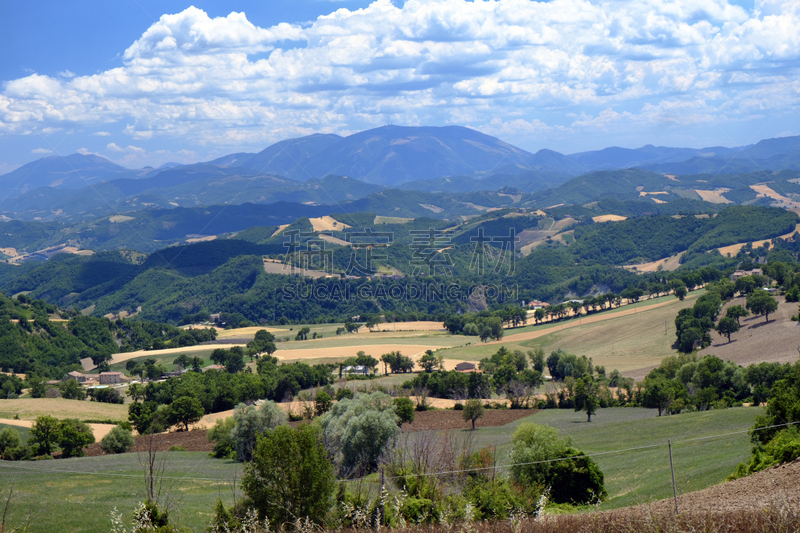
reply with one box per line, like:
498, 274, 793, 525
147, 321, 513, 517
0, 0, 797, 172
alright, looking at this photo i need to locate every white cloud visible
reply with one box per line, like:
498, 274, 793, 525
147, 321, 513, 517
31, 148, 53, 154
91, 131, 111, 136
0, 0, 799, 151
58, 70, 76, 78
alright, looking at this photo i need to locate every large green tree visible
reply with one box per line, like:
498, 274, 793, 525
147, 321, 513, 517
168, 396, 205, 431
746, 291, 778, 323
58, 418, 95, 458
29, 415, 61, 456
242, 424, 335, 526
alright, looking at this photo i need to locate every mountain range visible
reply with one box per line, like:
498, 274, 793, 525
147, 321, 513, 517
2, 125, 800, 222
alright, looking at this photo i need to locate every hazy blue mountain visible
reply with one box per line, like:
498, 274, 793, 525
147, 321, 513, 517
642, 136, 800, 174
236, 125, 583, 185
235, 133, 343, 180
399, 169, 572, 193
0, 153, 141, 192
568, 144, 744, 171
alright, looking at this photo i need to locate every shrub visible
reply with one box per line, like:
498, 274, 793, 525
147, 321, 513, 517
208, 417, 236, 459
0, 426, 21, 458
510, 422, 605, 504
393, 397, 415, 424
100, 425, 135, 454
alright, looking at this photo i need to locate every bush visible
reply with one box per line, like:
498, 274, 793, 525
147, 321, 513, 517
208, 417, 236, 459
393, 397, 415, 424
0, 426, 21, 458
100, 425, 135, 454
510, 422, 605, 504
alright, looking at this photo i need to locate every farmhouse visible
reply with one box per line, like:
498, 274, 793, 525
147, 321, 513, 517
99, 372, 127, 384
63, 371, 91, 383
455, 362, 479, 372
730, 268, 762, 281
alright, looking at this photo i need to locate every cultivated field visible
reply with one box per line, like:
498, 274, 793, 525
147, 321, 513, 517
108, 344, 245, 365
591, 214, 627, 223
695, 189, 732, 204
309, 215, 351, 232
0, 398, 127, 422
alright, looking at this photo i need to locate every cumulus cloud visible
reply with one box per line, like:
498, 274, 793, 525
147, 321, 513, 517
1, 0, 799, 151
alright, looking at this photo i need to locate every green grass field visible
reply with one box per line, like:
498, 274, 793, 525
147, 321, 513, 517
419, 405, 762, 511
435, 292, 700, 374
0, 405, 762, 531
0, 452, 243, 533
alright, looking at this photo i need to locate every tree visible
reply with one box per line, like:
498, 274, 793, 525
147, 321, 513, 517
716, 316, 740, 342
230, 400, 288, 462
29, 415, 61, 456
463, 399, 485, 430
642, 378, 678, 416
167, 396, 205, 431
173, 354, 190, 370
242, 424, 335, 526
225, 347, 246, 374
318, 391, 400, 474
746, 291, 778, 323
57, 418, 95, 458
419, 350, 443, 373
726, 304, 750, 326
247, 329, 277, 360
670, 279, 688, 300
295, 327, 311, 341
101, 425, 135, 454
574, 376, 599, 422
127, 382, 146, 403
59, 379, 86, 400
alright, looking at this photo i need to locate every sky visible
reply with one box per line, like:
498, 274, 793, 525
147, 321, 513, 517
0, 0, 798, 172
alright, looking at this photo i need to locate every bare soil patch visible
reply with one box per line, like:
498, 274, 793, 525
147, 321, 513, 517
624, 252, 684, 273
84, 429, 214, 457
401, 409, 537, 432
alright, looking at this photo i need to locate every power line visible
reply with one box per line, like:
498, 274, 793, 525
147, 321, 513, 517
0, 420, 796, 485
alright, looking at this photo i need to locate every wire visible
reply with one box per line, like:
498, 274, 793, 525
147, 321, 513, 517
0, 419, 797, 485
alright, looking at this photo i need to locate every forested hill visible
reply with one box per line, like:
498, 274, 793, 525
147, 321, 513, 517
1, 205, 797, 326
0, 293, 216, 378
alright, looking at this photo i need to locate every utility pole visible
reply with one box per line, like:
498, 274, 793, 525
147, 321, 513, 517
668, 440, 679, 514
